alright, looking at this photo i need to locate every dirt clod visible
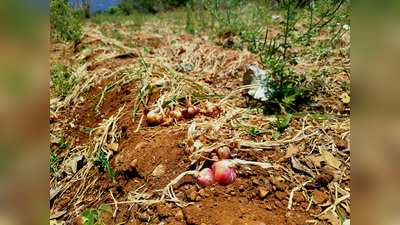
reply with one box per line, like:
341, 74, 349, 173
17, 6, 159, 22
335, 139, 348, 150
316, 166, 335, 186
129, 159, 138, 168
312, 190, 329, 204
275, 191, 287, 200
187, 190, 198, 201
175, 210, 184, 221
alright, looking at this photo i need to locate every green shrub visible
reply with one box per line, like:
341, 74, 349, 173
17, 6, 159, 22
50, 0, 83, 47
109, 6, 122, 15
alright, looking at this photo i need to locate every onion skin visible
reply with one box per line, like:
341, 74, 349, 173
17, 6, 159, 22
212, 161, 236, 185
147, 109, 164, 125
216, 146, 231, 159
209, 152, 219, 160
201, 102, 224, 117
197, 168, 215, 187
172, 109, 183, 121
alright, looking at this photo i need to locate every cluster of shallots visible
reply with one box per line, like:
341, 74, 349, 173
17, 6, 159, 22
146, 101, 227, 126
196, 159, 237, 187
194, 145, 236, 187
146, 107, 183, 126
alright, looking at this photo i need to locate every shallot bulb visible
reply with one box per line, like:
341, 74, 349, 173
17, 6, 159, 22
146, 109, 164, 125
201, 101, 226, 117
212, 160, 236, 185
196, 168, 215, 187
182, 105, 200, 118
216, 146, 231, 159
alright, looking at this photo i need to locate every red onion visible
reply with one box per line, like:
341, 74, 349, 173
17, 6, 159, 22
212, 161, 236, 185
196, 168, 215, 187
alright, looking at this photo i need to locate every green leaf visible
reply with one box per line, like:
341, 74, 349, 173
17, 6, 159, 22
82, 209, 95, 225
99, 204, 113, 215
273, 131, 280, 140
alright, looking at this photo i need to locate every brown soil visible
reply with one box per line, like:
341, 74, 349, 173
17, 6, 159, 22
50, 20, 350, 225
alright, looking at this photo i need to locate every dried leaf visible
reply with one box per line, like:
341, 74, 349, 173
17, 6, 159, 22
65, 155, 84, 175
107, 143, 119, 152
318, 210, 341, 225
50, 186, 63, 200
308, 155, 325, 168
285, 143, 300, 158
339, 93, 350, 103
291, 157, 315, 178
321, 151, 342, 168
50, 211, 67, 219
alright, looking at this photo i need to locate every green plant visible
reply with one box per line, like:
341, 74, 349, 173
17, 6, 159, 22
50, 0, 83, 46
341, 80, 348, 88
236, 107, 272, 137
269, 113, 292, 140
50, 133, 69, 184
173, 63, 192, 72
81, 204, 113, 225
91, 150, 116, 183
50, 64, 76, 97
109, 6, 122, 15
206, 0, 348, 112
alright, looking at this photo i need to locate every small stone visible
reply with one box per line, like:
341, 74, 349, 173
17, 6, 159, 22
195, 196, 201, 201
175, 210, 184, 221
51, 145, 58, 151
252, 179, 259, 186
187, 191, 198, 201
265, 204, 272, 211
129, 159, 138, 169
239, 185, 244, 191
107, 143, 119, 152
258, 187, 269, 198
231, 191, 235, 196
152, 165, 165, 177
204, 76, 213, 84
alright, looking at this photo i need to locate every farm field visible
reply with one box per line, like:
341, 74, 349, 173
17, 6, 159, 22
50, 1, 350, 224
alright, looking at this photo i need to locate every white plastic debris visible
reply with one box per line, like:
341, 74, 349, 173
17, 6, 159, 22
243, 63, 275, 101
343, 24, 350, 30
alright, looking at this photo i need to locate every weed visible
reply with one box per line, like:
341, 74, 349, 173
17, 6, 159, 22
50, 133, 69, 183
81, 204, 113, 225
341, 80, 348, 88
269, 113, 292, 140
50, 64, 76, 97
91, 150, 116, 183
